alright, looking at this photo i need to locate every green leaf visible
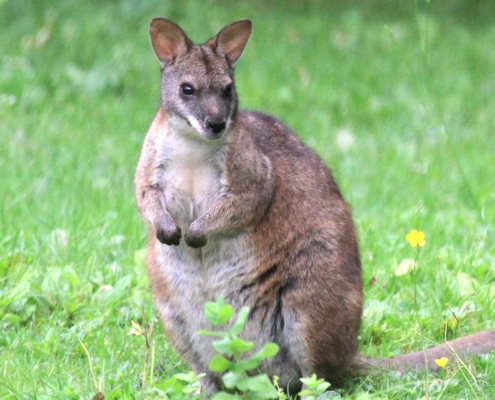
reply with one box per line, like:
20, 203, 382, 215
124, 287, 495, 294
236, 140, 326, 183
299, 374, 332, 397
61, 266, 81, 288
1, 281, 30, 308
236, 356, 261, 372
217, 304, 234, 324
174, 371, 206, 384
0, 252, 26, 276
236, 342, 279, 372
197, 329, 228, 337
205, 297, 234, 326
209, 355, 231, 372
222, 371, 245, 389
213, 336, 235, 355
316, 382, 331, 393
182, 383, 200, 394
241, 375, 279, 398
205, 301, 220, 325
151, 376, 184, 393
257, 343, 279, 358
174, 372, 196, 383
213, 337, 254, 356
230, 306, 250, 335
2, 313, 24, 324
300, 374, 324, 388
249, 391, 280, 400
230, 338, 254, 353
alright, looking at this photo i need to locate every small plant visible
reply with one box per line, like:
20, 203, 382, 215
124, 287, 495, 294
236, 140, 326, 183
298, 374, 331, 400
175, 371, 207, 395
272, 376, 287, 400
434, 356, 449, 380
78, 339, 103, 400
404, 229, 427, 336
198, 296, 280, 399
128, 306, 156, 387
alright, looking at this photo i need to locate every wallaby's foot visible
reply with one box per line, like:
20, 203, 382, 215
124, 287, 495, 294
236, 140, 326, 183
155, 221, 182, 246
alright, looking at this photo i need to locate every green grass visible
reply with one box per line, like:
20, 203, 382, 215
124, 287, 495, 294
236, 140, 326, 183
1, 0, 494, 398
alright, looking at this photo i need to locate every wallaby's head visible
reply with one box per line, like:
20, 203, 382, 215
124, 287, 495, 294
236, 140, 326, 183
150, 18, 252, 141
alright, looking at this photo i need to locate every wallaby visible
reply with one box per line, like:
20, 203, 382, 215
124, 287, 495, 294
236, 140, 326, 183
134, 18, 495, 394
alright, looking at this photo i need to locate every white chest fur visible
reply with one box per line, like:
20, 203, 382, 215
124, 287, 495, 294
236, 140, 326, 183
153, 118, 228, 230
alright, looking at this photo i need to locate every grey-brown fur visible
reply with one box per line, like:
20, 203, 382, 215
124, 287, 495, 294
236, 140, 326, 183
134, 18, 495, 395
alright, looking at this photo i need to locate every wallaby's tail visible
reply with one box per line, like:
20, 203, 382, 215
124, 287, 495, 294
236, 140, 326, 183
357, 329, 495, 374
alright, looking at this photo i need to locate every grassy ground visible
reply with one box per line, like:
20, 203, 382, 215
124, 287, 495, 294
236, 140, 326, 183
1, 0, 494, 398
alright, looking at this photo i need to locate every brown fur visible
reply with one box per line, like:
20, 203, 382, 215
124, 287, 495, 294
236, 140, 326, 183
134, 18, 495, 394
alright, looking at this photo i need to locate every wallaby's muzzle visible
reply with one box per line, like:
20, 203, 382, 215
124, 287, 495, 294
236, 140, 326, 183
205, 116, 227, 137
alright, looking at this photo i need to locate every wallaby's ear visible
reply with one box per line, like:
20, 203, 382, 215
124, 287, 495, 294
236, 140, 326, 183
150, 18, 191, 66
214, 19, 252, 66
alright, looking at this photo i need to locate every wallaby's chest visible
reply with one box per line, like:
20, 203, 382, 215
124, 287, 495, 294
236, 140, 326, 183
154, 133, 226, 227
162, 158, 219, 201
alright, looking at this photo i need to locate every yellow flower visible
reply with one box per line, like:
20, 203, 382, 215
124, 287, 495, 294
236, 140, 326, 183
434, 356, 449, 369
406, 229, 426, 248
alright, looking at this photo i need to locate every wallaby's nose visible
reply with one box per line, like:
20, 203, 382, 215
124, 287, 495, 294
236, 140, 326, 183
205, 118, 226, 135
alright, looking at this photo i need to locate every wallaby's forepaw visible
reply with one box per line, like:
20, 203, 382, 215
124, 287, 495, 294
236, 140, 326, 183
155, 222, 182, 246
185, 231, 207, 248
185, 222, 208, 248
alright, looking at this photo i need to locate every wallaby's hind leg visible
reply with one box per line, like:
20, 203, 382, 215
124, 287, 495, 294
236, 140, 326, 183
283, 241, 362, 388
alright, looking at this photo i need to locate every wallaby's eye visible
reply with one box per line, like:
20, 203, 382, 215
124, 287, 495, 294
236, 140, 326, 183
224, 84, 233, 97
180, 84, 194, 96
